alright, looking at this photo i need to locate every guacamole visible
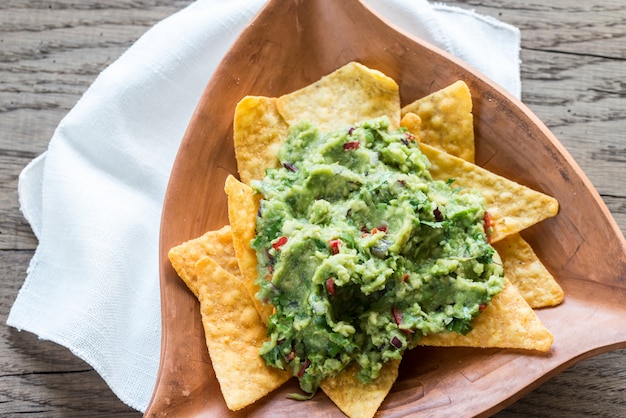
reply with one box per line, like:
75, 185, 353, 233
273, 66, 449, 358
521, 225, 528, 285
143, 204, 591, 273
251, 117, 504, 394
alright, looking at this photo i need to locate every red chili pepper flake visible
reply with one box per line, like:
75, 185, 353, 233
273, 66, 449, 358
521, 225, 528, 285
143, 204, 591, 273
329, 239, 341, 255
371, 227, 379, 235
297, 358, 311, 378
272, 236, 288, 250
392, 306, 402, 326
405, 132, 416, 141
377, 225, 387, 233
392, 306, 415, 334
343, 141, 360, 150
326, 278, 336, 296
348, 127, 355, 135
483, 211, 492, 243
479, 304, 487, 311
402, 273, 409, 282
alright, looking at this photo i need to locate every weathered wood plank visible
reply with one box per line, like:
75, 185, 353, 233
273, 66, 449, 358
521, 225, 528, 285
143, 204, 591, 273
449, 0, 626, 58
0, 250, 141, 417
0, 2, 191, 415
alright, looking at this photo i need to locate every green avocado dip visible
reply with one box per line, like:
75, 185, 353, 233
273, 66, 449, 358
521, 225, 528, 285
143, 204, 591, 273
250, 116, 504, 395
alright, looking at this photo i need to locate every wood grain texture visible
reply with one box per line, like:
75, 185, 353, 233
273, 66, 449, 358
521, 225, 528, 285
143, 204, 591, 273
0, 1, 192, 416
1, 0, 624, 417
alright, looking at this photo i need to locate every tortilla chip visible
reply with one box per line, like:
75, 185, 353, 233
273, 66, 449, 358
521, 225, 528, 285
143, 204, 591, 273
419, 279, 554, 352
399, 112, 422, 138
194, 257, 291, 411
168, 225, 239, 297
493, 233, 564, 308
402, 80, 475, 162
420, 143, 559, 243
402, 80, 474, 162
224, 175, 274, 324
234, 96, 290, 185
320, 360, 401, 418
276, 62, 401, 132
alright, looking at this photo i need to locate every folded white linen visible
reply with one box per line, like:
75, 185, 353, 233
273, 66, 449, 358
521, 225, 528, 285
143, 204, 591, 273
8, 0, 521, 412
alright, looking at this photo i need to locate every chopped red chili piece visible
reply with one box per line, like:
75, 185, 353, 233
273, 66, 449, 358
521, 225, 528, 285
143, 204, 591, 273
483, 211, 492, 243
405, 132, 416, 141
402, 273, 409, 282
348, 127, 355, 135
329, 239, 341, 254
343, 141, 360, 150
392, 306, 402, 326
392, 306, 415, 334
272, 236, 288, 250
326, 278, 336, 296
365, 226, 386, 236
479, 304, 487, 311
297, 358, 311, 378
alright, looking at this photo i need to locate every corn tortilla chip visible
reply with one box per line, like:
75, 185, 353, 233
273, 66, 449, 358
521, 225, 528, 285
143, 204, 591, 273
320, 360, 401, 418
234, 96, 290, 185
276, 61, 401, 132
420, 143, 559, 243
168, 225, 239, 297
194, 257, 291, 411
224, 174, 274, 324
419, 279, 554, 352
402, 80, 475, 162
399, 112, 422, 138
494, 233, 564, 308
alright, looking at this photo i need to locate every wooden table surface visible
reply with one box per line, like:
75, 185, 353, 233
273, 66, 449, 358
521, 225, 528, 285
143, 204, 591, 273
1, 1, 624, 417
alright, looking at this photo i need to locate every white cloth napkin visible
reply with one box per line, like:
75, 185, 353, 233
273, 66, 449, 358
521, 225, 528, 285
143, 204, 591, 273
8, 0, 521, 412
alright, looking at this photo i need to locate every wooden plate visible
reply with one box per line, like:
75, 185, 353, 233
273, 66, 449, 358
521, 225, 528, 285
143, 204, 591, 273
146, 0, 626, 416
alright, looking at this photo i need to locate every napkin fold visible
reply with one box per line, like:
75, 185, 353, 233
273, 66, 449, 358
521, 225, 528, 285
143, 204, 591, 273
8, 0, 521, 412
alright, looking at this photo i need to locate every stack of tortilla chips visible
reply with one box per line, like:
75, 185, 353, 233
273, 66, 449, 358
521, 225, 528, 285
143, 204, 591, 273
168, 62, 563, 417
